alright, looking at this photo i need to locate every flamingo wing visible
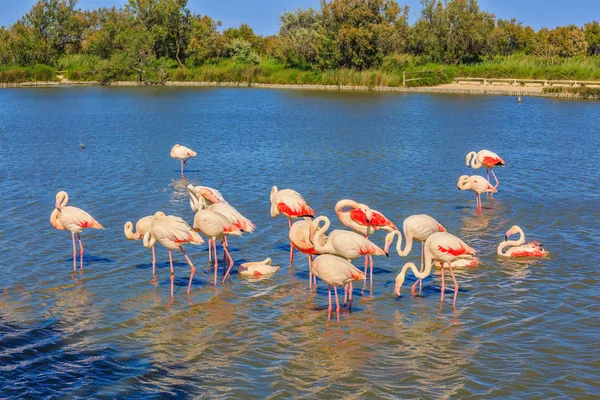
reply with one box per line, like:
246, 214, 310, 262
276, 189, 315, 217
59, 206, 103, 231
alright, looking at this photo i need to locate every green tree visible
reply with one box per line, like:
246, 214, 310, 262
583, 21, 600, 55
488, 18, 533, 56
186, 15, 223, 66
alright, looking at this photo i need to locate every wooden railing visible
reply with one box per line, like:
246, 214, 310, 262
453, 77, 600, 87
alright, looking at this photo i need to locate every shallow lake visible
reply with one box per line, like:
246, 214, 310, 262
0, 87, 598, 398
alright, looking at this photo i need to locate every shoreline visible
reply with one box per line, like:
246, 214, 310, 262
0, 80, 595, 100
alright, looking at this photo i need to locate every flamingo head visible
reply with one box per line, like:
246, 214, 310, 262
505, 225, 519, 241
384, 230, 399, 255
55, 191, 68, 211
394, 271, 405, 297
270, 186, 278, 202
457, 175, 471, 190
124, 221, 135, 240
359, 204, 372, 224
199, 187, 221, 204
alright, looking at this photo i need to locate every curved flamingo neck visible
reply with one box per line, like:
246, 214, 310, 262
335, 199, 359, 214
312, 216, 331, 254
397, 246, 434, 287
396, 229, 413, 256
50, 208, 64, 230
498, 227, 525, 256
143, 230, 156, 248
188, 188, 200, 212
124, 222, 135, 240
457, 178, 471, 190
470, 152, 482, 168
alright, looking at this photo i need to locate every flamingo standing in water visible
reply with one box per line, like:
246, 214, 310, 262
310, 216, 387, 304
193, 209, 243, 285
143, 212, 204, 296
188, 185, 255, 233
335, 199, 397, 277
170, 144, 197, 178
312, 254, 366, 322
124, 216, 157, 275
270, 186, 315, 261
498, 225, 549, 257
457, 175, 497, 214
289, 218, 327, 290
384, 214, 446, 291
50, 191, 104, 271
466, 150, 505, 190
394, 232, 477, 307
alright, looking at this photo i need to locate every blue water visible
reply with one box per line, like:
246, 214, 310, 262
0, 87, 598, 398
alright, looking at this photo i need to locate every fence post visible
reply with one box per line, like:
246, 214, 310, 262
402, 71, 405, 87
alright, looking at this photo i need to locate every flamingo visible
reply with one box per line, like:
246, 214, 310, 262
384, 214, 446, 292
394, 232, 476, 307
310, 216, 387, 304
434, 257, 479, 268
238, 258, 280, 277
498, 225, 549, 257
289, 218, 327, 290
170, 144, 197, 178
457, 175, 497, 214
124, 216, 157, 275
335, 199, 397, 277
312, 254, 366, 322
143, 211, 204, 296
466, 150, 505, 190
192, 209, 243, 285
188, 185, 255, 233
270, 186, 315, 262
50, 191, 104, 271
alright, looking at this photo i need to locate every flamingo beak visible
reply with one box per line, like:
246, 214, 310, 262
308, 232, 314, 243
394, 284, 401, 297
504, 234, 508, 242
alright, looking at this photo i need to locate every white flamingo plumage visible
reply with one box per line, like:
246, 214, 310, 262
312, 254, 366, 322
457, 175, 497, 214
192, 209, 243, 285
124, 216, 157, 275
170, 144, 197, 177
394, 232, 477, 307
289, 218, 327, 290
188, 184, 255, 233
498, 225, 549, 257
238, 258, 280, 277
143, 211, 204, 296
384, 214, 447, 291
466, 149, 505, 189
50, 191, 104, 271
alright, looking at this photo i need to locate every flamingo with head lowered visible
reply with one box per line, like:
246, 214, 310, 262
310, 216, 387, 304
335, 199, 397, 278
170, 144, 197, 178
466, 150, 505, 190
270, 186, 315, 261
384, 214, 446, 292
457, 175, 497, 214
498, 225, 549, 257
143, 212, 204, 296
289, 218, 327, 291
50, 191, 104, 271
394, 232, 477, 307
124, 216, 157, 276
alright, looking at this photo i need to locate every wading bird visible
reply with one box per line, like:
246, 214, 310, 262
312, 254, 366, 322
457, 175, 497, 214
50, 191, 104, 271
193, 209, 242, 285
394, 232, 477, 307
384, 214, 446, 292
124, 216, 156, 275
143, 212, 204, 296
465, 150, 505, 190
270, 186, 315, 261
238, 258, 280, 277
170, 144, 197, 178
498, 225, 549, 257
289, 218, 327, 290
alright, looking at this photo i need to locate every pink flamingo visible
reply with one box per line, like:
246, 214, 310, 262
457, 175, 497, 214
498, 225, 549, 257
188, 185, 255, 233
466, 149, 505, 189
238, 258, 280, 277
394, 232, 477, 307
312, 254, 366, 322
170, 144, 197, 177
310, 216, 387, 303
289, 218, 327, 290
336, 199, 397, 276
270, 186, 315, 261
143, 212, 204, 296
384, 214, 447, 292
124, 216, 157, 275
192, 209, 243, 285
50, 191, 104, 271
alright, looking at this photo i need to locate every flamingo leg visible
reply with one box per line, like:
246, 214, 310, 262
369, 255, 374, 283
343, 284, 348, 306
420, 243, 424, 291
71, 233, 77, 271
168, 249, 174, 297
491, 169, 499, 190
440, 263, 446, 305
180, 247, 195, 295
348, 281, 353, 311
77, 233, 84, 270
221, 239, 235, 284
448, 263, 459, 307
180, 159, 184, 177
151, 246, 156, 275
212, 239, 218, 286
327, 284, 332, 322
334, 285, 340, 322
363, 234, 368, 279
308, 254, 313, 291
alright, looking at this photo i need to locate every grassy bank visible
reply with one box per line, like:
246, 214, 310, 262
3, 55, 600, 86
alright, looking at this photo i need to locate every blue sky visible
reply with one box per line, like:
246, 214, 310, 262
0, 0, 597, 35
